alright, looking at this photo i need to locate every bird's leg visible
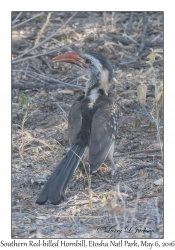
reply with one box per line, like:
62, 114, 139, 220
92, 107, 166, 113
108, 142, 117, 177
78, 147, 89, 175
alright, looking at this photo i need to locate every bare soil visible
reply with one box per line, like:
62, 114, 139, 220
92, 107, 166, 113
12, 11, 163, 239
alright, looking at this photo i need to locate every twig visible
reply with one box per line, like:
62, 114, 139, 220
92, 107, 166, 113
127, 12, 134, 30
24, 63, 29, 76
140, 51, 151, 59
129, 154, 161, 159
69, 75, 87, 84
134, 104, 154, 123
40, 56, 58, 72
125, 193, 162, 201
35, 12, 52, 45
128, 193, 141, 229
111, 12, 115, 27
114, 214, 121, 230
118, 59, 138, 65
12, 32, 95, 64
150, 34, 161, 43
12, 70, 84, 89
133, 162, 157, 171
123, 34, 139, 45
154, 199, 160, 231
22, 74, 49, 85
106, 33, 132, 46
139, 12, 148, 52
12, 12, 77, 62
55, 103, 68, 117
29, 65, 44, 75
52, 214, 108, 219
117, 184, 126, 237
12, 81, 51, 91
114, 148, 161, 157
43, 200, 100, 209
12, 12, 22, 24
107, 33, 139, 46
103, 12, 108, 26
12, 12, 44, 29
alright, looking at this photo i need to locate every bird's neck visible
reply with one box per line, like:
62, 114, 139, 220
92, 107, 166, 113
85, 78, 109, 96
85, 79, 109, 109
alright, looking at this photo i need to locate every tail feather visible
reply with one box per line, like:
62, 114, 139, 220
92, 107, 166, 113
36, 144, 86, 205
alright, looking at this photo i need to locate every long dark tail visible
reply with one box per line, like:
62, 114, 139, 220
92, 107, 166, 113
36, 144, 86, 205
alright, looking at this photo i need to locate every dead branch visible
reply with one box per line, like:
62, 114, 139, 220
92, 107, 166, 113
29, 65, 44, 75
106, 33, 135, 46
35, 12, 52, 45
128, 193, 141, 228
133, 162, 158, 171
127, 12, 134, 31
118, 59, 138, 66
129, 154, 161, 159
12, 81, 61, 91
12, 12, 44, 29
139, 12, 148, 52
12, 12, 22, 24
123, 34, 139, 45
12, 31, 95, 64
12, 12, 77, 62
39, 56, 58, 73
119, 59, 163, 69
154, 199, 161, 232
12, 80, 43, 90
12, 69, 84, 89
114, 148, 161, 157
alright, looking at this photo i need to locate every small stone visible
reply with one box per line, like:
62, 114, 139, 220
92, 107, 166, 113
28, 227, 36, 233
27, 163, 34, 168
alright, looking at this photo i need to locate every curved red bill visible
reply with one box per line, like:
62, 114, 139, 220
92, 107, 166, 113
52, 52, 86, 68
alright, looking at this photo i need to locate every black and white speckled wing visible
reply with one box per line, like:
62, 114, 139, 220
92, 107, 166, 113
88, 102, 119, 172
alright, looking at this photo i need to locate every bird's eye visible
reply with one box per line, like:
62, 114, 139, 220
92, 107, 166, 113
85, 59, 91, 64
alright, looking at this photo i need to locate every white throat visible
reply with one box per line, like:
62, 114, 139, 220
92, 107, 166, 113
88, 88, 99, 109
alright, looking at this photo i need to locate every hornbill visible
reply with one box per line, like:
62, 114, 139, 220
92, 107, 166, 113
36, 51, 119, 205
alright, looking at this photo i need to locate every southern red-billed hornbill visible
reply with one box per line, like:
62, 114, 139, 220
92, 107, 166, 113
36, 51, 119, 205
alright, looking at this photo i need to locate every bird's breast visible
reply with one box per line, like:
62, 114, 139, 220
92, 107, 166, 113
87, 88, 100, 109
